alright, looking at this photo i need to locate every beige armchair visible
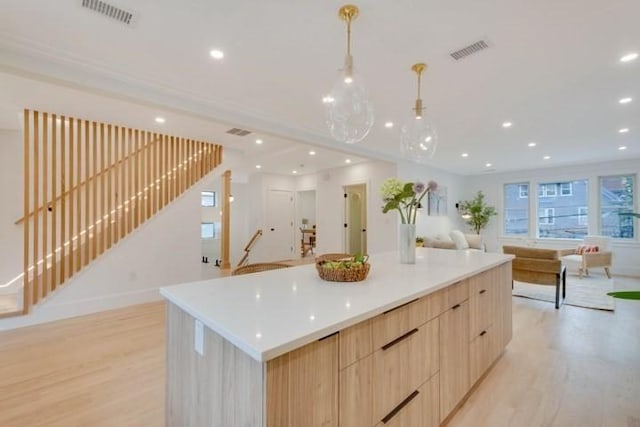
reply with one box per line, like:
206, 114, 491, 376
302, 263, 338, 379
503, 245, 566, 309
561, 235, 613, 279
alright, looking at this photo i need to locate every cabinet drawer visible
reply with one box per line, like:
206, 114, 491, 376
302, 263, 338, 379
443, 279, 469, 310
339, 319, 373, 369
469, 283, 494, 337
373, 317, 439, 422
339, 354, 372, 427
469, 269, 493, 295
469, 325, 495, 386
372, 291, 443, 350
374, 373, 440, 427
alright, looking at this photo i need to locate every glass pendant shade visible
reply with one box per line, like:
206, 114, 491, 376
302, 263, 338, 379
325, 5, 374, 144
400, 62, 438, 161
401, 116, 438, 161
325, 66, 374, 144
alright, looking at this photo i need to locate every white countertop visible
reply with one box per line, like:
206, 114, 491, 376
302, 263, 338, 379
160, 248, 513, 362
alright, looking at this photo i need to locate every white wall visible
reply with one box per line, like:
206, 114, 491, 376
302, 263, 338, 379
0, 130, 22, 294
396, 161, 466, 239
462, 159, 640, 276
315, 160, 397, 255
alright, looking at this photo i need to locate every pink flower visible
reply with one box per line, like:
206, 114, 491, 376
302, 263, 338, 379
427, 180, 438, 192
412, 182, 425, 194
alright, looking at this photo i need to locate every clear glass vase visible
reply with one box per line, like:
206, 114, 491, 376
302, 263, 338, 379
398, 223, 416, 264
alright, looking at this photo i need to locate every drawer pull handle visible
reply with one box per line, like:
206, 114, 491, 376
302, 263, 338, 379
451, 303, 461, 310
383, 298, 419, 315
480, 330, 487, 337
479, 289, 487, 294
382, 328, 419, 351
318, 331, 338, 342
381, 390, 420, 424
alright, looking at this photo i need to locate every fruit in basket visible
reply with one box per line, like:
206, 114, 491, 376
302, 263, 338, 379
321, 253, 368, 269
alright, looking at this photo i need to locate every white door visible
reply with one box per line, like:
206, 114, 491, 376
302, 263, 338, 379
344, 184, 367, 255
265, 189, 295, 261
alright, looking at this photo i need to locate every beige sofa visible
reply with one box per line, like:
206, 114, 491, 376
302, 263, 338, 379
422, 230, 485, 252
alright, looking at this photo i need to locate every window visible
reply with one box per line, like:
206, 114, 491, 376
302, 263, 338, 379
518, 184, 528, 198
600, 175, 635, 239
201, 222, 221, 239
578, 207, 588, 226
539, 208, 555, 225
560, 183, 572, 196
504, 183, 529, 235
538, 184, 557, 197
201, 191, 216, 207
537, 179, 588, 238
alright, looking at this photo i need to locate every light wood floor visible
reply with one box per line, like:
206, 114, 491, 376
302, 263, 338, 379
0, 276, 638, 427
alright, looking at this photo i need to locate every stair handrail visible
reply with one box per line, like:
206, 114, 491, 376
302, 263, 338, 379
237, 229, 263, 267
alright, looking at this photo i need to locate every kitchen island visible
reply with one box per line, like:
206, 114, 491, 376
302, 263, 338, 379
161, 248, 513, 427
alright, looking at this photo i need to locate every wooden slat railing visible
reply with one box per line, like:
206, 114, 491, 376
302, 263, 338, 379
17, 109, 223, 315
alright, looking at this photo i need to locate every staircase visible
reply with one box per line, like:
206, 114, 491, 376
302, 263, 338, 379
6, 109, 223, 317
237, 229, 263, 267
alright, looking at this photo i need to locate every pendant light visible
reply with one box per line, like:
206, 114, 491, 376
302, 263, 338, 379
400, 63, 438, 160
324, 4, 374, 144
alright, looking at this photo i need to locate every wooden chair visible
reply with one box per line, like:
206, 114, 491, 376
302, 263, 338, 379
503, 245, 567, 309
560, 235, 613, 279
231, 263, 291, 276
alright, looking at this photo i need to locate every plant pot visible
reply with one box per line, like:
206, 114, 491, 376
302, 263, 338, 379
398, 223, 416, 264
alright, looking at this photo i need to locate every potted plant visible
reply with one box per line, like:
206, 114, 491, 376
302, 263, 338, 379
459, 191, 497, 235
415, 236, 425, 247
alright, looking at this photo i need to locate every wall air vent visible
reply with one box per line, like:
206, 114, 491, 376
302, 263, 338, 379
226, 128, 252, 136
450, 40, 490, 61
81, 0, 137, 26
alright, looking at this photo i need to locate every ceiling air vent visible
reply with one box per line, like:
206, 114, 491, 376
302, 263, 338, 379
450, 40, 490, 61
81, 0, 137, 26
226, 128, 252, 137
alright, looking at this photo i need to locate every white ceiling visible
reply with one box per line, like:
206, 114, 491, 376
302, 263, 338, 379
0, 0, 639, 175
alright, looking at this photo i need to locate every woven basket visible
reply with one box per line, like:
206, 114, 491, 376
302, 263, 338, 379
315, 254, 370, 283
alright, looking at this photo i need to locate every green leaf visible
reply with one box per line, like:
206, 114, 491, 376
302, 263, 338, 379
606, 291, 640, 300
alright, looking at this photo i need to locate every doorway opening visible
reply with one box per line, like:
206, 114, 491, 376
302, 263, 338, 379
343, 184, 367, 255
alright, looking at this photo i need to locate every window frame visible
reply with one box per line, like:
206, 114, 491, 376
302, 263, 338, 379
503, 182, 530, 236
201, 191, 217, 207
598, 174, 636, 240
539, 207, 555, 225
560, 182, 572, 196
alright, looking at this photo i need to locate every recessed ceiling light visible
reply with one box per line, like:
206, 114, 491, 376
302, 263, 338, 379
502, 122, 512, 128
543, 155, 551, 160
619, 128, 630, 133
461, 153, 469, 158
485, 162, 492, 167
620, 52, 638, 63
528, 142, 537, 147
384, 121, 394, 128
154, 117, 165, 124
345, 159, 352, 164
292, 170, 298, 174
618, 146, 628, 150
255, 139, 263, 144
255, 164, 261, 169
309, 150, 316, 156
209, 49, 224, 59
619, 97, 633, 104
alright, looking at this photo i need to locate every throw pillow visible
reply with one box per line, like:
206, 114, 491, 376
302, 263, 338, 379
424, 237, 457, 250
576, 244, 599, 255
449, 230, 469, 250
465, 234, 484, 250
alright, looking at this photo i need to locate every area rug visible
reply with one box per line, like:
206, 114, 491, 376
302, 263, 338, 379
512, 274, 615, 311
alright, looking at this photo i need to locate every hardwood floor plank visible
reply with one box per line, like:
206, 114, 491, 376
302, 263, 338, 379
0, 275, 638, 427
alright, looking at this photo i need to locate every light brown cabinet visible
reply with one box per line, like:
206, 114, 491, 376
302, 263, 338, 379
439, 298, 470, 422
267, 333, 339, 427
165, 261, 513, 427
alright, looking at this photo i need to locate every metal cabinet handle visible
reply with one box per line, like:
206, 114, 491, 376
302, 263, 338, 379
480, 330, 487, 337
479, 289, 486, 294
382, 328, 419, 351
381, 390, 420, 424
451, 303, 461, 310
